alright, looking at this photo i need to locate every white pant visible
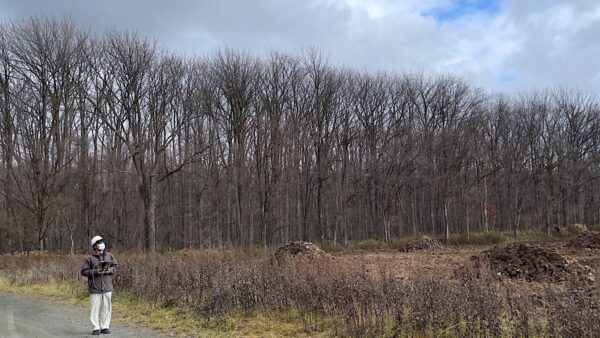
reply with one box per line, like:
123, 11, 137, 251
90, 292, 112, 331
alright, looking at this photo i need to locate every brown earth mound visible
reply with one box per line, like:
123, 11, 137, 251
464, 243, 589, 283
400, 235, 444, 252
487, 244, 570, 282
275, 241, 331, 264
567, 231, 600, 249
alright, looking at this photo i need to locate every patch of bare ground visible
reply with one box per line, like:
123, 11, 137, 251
567, 231, 600, 249
333, 246, 485, 280
334, 239, 600, 285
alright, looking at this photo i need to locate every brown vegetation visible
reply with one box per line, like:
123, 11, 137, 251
445, 232, 506, 246
2, 241, 600, 337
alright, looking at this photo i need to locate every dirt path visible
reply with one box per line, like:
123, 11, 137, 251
0, 292, 166, 338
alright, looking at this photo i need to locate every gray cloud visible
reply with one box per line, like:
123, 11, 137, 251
0, 0, 598, 93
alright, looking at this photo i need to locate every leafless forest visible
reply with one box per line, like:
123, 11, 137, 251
1, 17, 600, 253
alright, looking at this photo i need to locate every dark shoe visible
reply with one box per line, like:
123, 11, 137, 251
92, 330, 101, 335
101, 328, 111, 334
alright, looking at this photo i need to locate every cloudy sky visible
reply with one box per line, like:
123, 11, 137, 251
1, 0, 599, 93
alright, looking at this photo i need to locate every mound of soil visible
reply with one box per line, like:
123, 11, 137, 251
400, 235, 444, 252
464, 243, 589, 283
567, 231, 600, 249
486, 244, 572, 282
275, 241, 331, 264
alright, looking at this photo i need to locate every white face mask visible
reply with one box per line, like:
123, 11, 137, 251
96, 243, 106, 251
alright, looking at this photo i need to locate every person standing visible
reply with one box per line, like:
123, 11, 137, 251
80, 236, 118, 335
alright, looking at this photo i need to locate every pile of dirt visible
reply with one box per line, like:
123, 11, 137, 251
274, 241, 331, 264
466, 243, 589, 283
400, 235, 444, 252
567, 231, 600, 249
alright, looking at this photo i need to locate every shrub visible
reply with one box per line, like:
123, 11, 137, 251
446, 232, 506, 246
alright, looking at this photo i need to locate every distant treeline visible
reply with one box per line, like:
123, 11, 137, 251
1, 17, 599, 253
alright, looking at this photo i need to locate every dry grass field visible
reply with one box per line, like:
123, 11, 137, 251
1, 232, 600, 337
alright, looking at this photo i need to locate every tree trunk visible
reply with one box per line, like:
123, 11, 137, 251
466, 202, 470, 239
37, 209, 48, 251
483, 177, 489, 233
317, 176, 324, 242
444, 202, 450, 241
142, 176, 157, 254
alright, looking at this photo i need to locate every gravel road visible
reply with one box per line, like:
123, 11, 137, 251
0, 292, 166, 337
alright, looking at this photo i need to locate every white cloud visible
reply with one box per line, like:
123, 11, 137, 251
0, 0, 598, 93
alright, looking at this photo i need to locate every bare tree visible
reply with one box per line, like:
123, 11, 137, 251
303, 49, 342, 242
95, 32, 200, 253
6, 17, 86, 250
0, 25, 16, 251
209, 49, 259, 247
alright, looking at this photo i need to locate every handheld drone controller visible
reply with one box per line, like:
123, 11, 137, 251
97, 260, 114, 272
